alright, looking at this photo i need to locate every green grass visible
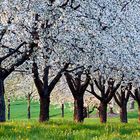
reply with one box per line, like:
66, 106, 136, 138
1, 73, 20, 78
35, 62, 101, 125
1, 100, 140, 140
0, 119, 140, 140
9, 100, 73, 120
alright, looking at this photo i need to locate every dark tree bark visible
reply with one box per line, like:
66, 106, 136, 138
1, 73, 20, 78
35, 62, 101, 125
114, 83, 131, 123
89, 76, 121, 123
32, 62, 69, 122
83, 107, 87, 118
26, 91, 35, 119
74, 97, 84, 122
0, 79, 5, 122
65, 71, 90, 123
99, 102, 107, 123
39, 96, 50, 122
120, 104, 127, 123
27, 94, 31, 119
61, 103, 64, 118
130, 87, 140, 123
7, 97, 10, 120
138, 105, 140, 123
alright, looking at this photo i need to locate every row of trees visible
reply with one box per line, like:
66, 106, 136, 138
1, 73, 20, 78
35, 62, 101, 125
4, 73, 138, 123
0, 0, 140, 123
4, 69, 140, 124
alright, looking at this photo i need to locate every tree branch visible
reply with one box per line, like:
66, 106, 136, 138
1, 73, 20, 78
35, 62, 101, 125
48, 63, 69, 93
89, 82, 102, 101
0, 42, 27, 63
0, 28, 7, 42
65, 72, 76, 95
130, 91, 136, 100
94, 79, 103, 92
32, 61, 43, 97
113, 81, 121, 93
114, 93, 121, 107
4, 43, 36, 78
43, 66, 49, 96
80, 74, 90, 93
126, 91, 131, 102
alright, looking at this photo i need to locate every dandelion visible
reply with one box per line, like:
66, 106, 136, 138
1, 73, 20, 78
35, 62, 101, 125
26, 125, 31, 129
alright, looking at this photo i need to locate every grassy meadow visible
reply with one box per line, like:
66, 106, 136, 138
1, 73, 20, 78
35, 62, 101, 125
0, 100, 139, 140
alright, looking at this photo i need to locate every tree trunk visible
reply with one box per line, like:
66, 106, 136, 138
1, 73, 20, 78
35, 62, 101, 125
120, 104, 127, 123
83, 107, 87, 118
61, 104, 64, 118
74, 97, 84, 122
109, 107, 114, 114
39, 96, 50, 122
87, 106, 90, 118
138, 105, 140, 123
99, 102, 107, 123
7, 97, 10, 120
27, 95, 31, 119
0, 79, 6, 122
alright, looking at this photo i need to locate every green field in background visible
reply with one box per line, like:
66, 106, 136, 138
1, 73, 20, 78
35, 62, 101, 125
7, 100, 138, 120
7, 100, 73, 120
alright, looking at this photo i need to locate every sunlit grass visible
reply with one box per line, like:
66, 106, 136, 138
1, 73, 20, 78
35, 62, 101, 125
2, 100, 140, 140
8, 100, 73, 120
0, 118, 140, 140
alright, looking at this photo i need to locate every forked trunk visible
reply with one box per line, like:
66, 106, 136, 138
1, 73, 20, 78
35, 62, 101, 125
74, 97, 84, 122
0, 79, 6, 122
120, 104, 127, 123
39, 96, 50, 122
99, 102, 107, 123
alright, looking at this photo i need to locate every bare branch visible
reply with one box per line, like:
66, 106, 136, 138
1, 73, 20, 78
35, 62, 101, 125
94, 79, 103, 92
114, 93, 121, 107
3, 43, 35, 78
0, 42, 27, 63
48, 63, 69, 93
0, 28, 7, 42
89, 82, 102, 101
65, 72, 76, 95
